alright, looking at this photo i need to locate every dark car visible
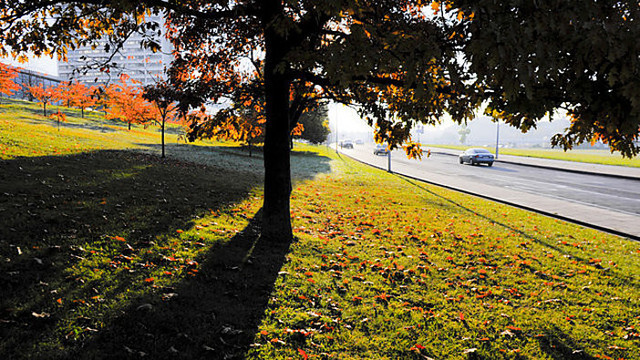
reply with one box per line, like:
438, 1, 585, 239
459, 148, 495, 166
373, 144, 389, 155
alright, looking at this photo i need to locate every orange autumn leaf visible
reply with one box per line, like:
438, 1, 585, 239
298, 348, 308, 360
431, 1, 440, 14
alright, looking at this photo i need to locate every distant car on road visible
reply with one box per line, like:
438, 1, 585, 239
373, 144, 389, 155
340, 140, 354, 149
459, 148, 495, 166
355, 139, 364, 145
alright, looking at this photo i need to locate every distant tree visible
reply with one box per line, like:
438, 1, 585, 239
102, 75, 155, 130
69, 81, 97, 118
27, 84, 54, 117
191, 100, 266, 157
142, 81, 179, 158
189, 98, 304, 156
53, 81, 73, 108
0, 62, 20, 104
295, 103, 330, 144
458, 125, 470, 145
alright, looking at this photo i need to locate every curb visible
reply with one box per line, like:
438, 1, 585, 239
430, 151, 640, 181
341, 152, 640, 242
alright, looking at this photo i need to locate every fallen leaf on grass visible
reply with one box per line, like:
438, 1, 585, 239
298, 348, 309, 360
136, 303, 153, 311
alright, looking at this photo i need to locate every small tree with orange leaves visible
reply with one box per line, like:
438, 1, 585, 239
0, 62, 20, 105
102, 75, 155, 130
188, 81, 268, 157
53, 81, 73, 108
28, 84, 55, 116
49, 110, 67, 130
69, 81, 97, 118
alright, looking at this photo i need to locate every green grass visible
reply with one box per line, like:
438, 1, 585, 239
427, 144, 640, 168
1, 99, 639, 359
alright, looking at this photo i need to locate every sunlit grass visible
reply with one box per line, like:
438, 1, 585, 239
0, 97, 195, 159
426, 144, 640, 167
248, 152, 640, 359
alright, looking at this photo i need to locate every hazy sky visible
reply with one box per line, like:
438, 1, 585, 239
1, 54, 58, 76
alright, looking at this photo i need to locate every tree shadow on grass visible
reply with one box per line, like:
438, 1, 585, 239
77, 208, 291, 359
136, 142, 333, 183
0, 149, 298, 359
535, 326, 597, 360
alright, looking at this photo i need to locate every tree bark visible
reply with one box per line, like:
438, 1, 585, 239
261, 0, 293, 242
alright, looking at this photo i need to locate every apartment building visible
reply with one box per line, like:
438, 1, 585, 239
58, 15, 173, 87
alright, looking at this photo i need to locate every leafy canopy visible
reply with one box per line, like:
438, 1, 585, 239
294, 103, 330, 145
1, 1, 639, 157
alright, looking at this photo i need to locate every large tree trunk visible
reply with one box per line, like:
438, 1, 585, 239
261, 1, 293, 242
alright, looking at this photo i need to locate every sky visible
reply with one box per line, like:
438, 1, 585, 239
1, 54, 58, 76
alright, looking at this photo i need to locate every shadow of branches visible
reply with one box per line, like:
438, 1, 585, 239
77, 209, 291, 359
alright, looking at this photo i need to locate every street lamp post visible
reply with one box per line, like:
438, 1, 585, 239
495, 119, 500, 159
334, 105, 338, 153
387, 148, 391, 173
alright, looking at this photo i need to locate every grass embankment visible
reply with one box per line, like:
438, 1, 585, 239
0, 98, 206, 159
428, 144, 640, 168
1, 100, 639, 359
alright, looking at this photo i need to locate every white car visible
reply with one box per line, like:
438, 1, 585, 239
373, 144, 389, 155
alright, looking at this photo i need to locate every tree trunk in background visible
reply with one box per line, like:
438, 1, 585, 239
161, 120, 166, 158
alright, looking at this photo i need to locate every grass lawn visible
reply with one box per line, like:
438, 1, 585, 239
427, 144, 640, 168
1, 100, 639, 359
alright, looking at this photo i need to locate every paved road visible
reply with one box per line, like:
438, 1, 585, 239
338, 144, 640, 238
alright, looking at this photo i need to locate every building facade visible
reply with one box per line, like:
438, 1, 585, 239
57, 15, 173, 87
4, 67, 61, 101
